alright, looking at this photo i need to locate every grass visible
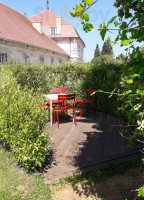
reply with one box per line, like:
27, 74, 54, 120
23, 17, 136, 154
0, 146, 52, 200
62, 158, 143, 185
1, 144, 144, 200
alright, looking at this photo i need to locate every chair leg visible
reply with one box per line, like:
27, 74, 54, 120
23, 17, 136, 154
80, 104, 83, 118
54, 109, 56, 123
57, 110, 59, 128
73, 108, 77, 126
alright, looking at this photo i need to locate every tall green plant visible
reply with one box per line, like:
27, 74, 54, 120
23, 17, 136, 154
94, 44, 101, 58
0, 65, 50, 170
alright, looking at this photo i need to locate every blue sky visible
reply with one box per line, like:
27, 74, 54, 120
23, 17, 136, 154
1, 0, 128, 62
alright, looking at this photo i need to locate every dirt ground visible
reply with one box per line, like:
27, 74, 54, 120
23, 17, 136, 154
51, 167, 144, 200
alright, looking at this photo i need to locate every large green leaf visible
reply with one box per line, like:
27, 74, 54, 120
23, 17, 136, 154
100, 24, 107, 40
122, 39, 131, 46
82, 13, 89, 21
138, 186, 144, 197
70, 11, 76, 17
107, 16, 117, 26
127, 79, 133, 84
83, 0, 93, 5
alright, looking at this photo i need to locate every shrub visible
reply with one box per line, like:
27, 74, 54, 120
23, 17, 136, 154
0, 65, 50, 169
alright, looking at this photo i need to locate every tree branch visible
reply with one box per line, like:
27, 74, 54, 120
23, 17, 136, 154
84, 0, 99, 12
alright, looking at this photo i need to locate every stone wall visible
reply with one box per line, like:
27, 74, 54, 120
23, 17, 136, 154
0, 39, 68, 65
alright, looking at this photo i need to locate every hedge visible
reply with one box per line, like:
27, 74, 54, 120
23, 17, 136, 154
9, 60, 123, 115
0, 65, 50, 169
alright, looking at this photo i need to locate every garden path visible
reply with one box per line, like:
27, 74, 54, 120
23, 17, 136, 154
44, 111, 141, 181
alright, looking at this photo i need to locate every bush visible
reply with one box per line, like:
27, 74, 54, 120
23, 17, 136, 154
91, 55, 115, 65
0, 65, 50, 169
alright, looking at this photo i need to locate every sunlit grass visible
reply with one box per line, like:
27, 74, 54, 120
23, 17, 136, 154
0, 146, 51, 200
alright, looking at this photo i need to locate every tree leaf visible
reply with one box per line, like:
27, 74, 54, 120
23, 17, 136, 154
83, 0, 93, 5
74, 5, 84, 13
115, 35, 120, 42
114, 21, 119, 27
133, 74, 139, 78
131, 30, 139, 39
82, 13, 89, 21
100, 30, 106, 40
138, 186, 144, 197
127, 79, 133, 84
107, 16, 117, 26
125, 90, 132, 95
138, 90, 144, 96
122, 39, 131, 46
70, 11, 76, 17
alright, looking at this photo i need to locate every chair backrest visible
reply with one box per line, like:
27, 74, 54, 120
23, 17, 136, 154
52, 88, 67, 94
86, 88, 96, 99
58, 94, 76, 105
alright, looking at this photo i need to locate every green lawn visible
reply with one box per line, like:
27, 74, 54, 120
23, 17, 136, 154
0, 146, 52, 200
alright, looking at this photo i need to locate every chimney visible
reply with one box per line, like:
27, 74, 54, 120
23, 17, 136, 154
32, 22, 42, 34
56, 17, 62, 34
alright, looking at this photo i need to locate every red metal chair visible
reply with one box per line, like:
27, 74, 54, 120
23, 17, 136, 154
75, 89, 96, 118
48, 88, 67, 105
53, 94, 77, 128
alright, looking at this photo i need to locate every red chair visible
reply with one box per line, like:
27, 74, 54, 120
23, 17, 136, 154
75, 89, 96, 118
53, 94, 77, 128
48, 88, 67, 105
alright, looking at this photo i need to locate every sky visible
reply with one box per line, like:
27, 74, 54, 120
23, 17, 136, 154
1, 0, 128, 62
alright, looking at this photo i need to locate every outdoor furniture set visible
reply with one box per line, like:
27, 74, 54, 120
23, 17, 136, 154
42, 88, 96, 128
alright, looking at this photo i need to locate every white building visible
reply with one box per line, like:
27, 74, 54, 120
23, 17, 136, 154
29, 9, 85, 62
0, 3, 85, 65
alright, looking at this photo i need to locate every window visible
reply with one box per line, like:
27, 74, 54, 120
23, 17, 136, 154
59, 58, 62, 65
24, 56, 29, 65
51, 57, 54, 65
50, 28, 56, 36
0, 53, 7, 63
40, 57, 44, 65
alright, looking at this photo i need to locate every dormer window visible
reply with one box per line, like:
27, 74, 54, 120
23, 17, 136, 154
50, 28, 56, 36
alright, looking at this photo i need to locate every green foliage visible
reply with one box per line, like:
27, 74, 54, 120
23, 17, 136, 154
0, 65, 50, 170
137, 185, 144, 198
6, 61, 123, 116
70, 0, 144, 198
118, 60, 144, 137
94, 44, 101, 58
91, 54, 116, 65
101, 40, 114, 56
70, 0, 97, 32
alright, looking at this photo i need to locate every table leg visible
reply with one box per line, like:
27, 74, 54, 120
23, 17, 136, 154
50, 99, 53, 126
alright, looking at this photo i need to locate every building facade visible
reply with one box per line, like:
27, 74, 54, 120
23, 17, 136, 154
0, 3, 85, 65
29, 10, 85, 62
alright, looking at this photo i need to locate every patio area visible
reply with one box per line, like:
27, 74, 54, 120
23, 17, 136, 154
44, 111, 142, 181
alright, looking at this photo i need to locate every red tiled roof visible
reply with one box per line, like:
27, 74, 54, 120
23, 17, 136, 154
30, 10, 70, 27
29, 10, 80, 38
0, 3, 69, 56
